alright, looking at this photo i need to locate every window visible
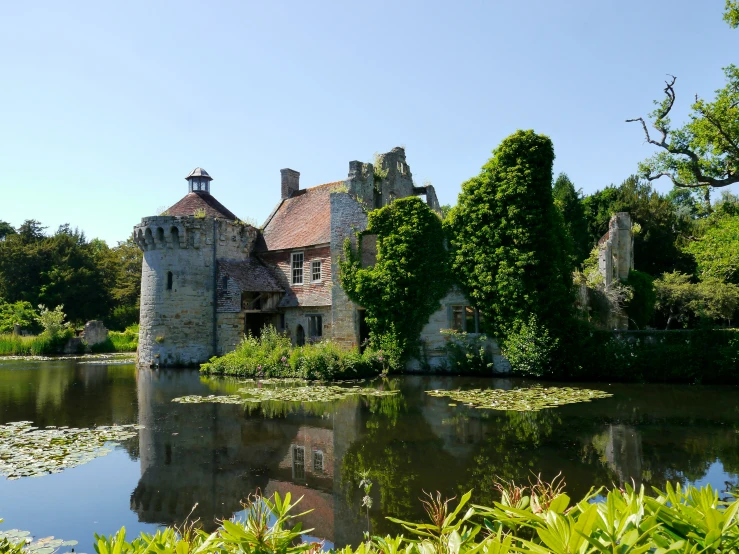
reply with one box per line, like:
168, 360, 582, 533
280, 313, 286, 330
313, 450, 324, 472
451, 306, 481, 333
311, 260, 322, 282
167, 271, 173, 290
308, 315, 322, 339
291, 252, 304, 284
292, 446, 305, 480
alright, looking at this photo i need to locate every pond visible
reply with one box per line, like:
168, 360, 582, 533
1, 358, 739, 551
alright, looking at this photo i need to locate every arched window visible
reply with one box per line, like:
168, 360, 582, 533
171, 227, 180, 248
167, 271, 173, 290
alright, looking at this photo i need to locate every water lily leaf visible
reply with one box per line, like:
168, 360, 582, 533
426, 386, 612, 411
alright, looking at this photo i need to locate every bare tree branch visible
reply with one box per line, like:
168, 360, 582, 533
627, 74, 739, 189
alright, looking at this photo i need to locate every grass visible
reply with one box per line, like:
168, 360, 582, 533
0, 334, 56, 356
90, 324, 139, 353
201, 325, 388, 380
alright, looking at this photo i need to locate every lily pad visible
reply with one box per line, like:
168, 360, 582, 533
426, 386, 612, 412
173, 384, 399, 406
0, 421, 144, 480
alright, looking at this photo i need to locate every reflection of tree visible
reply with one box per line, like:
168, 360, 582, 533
462, 409, 562, 506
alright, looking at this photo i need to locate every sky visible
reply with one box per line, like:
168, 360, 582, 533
1, 0, 736, 245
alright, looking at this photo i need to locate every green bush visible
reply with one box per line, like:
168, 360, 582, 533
201, 325, 383, 380
624, 270, 656, 329
105, 304, 139, 331
92, 324, 139, 353
502, 315, 560, 377
0, 328, 73, 356
441, 329, 494, 374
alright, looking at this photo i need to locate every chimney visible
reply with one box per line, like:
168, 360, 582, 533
281, 168, 300, 199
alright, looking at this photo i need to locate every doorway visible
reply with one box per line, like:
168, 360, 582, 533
296, 324, 305, 346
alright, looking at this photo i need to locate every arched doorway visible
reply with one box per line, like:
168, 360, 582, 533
296, 324, 305, 346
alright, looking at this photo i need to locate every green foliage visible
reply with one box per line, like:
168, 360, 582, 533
574, 329, 739, 383
623, 270, 656, 329
694, 277, 739, 325
201, 325, 384, 379
447, 130, 573, 353
631, 65, 739, 191
441, 330, 494, 374
727, 0, 739, 27
8, 482, 739, 554
0, 221, 15, 241
582, 176, 689, 276
0, 223, 141, 326
0, 300, 37, 334
501, 315, 560, 377
36, 304, 69, 338
91, 324, 139, 353
686, 214, 739, 284
340, 196, 451, 361
0, 333, 58, 356
654, 272, 697, 329
552, 173, 591, 267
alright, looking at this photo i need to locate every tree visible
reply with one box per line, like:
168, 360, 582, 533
0, 300, 37, 334
686, 214, 739, 284
340, 196, 450, 361
627, 66, 739, 193
582, 176, 689, 276
0, 221, 15, 241
654, 272, 698, 329
624, 270, 656, 329
694, 277, 739, 326
447, 130, 573, 344
552, 173, 590, 267
726, 0, 739, 27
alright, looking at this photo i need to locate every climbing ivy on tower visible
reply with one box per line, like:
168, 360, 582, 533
340, 196, 451, 365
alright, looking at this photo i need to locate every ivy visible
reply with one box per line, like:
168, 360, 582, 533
340, 196, 451, 362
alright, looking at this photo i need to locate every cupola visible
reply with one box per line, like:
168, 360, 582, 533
186, 167, 213, 194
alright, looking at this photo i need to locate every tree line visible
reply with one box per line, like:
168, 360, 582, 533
0, 220, 141, 333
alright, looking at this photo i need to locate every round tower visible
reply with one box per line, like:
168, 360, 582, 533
134, 169, 256, 367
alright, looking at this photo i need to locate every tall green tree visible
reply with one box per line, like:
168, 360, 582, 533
447, 130, 573, 341
0, 221, 15, 241
552, 173, 590, 267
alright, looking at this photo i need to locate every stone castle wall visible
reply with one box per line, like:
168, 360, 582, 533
329, 192, 368, 348
134, 215, 257, 366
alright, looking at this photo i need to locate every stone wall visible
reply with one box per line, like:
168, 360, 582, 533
134, 215, 258, 367
598, 212, 634, 286
329, 192, 368, 348
283, 306, 332, 345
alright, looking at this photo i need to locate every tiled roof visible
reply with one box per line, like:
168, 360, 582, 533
166, 191, 238, 220
218, 258, 283, 292
258, 182, 345, 251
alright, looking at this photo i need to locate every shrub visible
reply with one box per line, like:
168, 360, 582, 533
105, 304, 139, 331
441, 329, 494, 374
502, 315, 559, 378
201, 325, 382, 380
624, 270, 656, 329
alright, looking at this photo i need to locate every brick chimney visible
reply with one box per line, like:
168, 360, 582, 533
281, 169, 300, 199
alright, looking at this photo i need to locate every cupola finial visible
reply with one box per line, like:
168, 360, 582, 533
186, 168, 213, 194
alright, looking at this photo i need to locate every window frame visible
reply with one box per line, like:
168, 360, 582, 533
292, 445, 305, 480
311, 260, 322, 283
313, 450, 324, 472
291, 251, 304, 285
449, 305, 482, 334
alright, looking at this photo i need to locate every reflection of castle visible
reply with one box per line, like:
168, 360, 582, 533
131, 369, 364, 546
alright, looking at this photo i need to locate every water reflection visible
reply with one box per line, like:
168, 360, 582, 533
2, 361, 739, 551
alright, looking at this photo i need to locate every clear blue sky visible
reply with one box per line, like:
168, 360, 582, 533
1, 0, 736, 245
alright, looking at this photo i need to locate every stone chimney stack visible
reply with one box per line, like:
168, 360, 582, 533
281, 169, 300, 199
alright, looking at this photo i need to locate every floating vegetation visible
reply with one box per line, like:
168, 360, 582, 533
0, 353, 134, 363
173, 384, 399, 406
426, 386, 612, 412
0, 421, 143, 480
0, 523, 77, 554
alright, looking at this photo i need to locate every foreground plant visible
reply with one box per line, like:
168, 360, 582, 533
0, 421, 143, 480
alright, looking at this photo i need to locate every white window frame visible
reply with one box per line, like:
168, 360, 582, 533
291, 252, 304, 285
311, 260, 322, 282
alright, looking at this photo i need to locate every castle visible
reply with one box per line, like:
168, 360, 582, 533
134, 147, 504, 368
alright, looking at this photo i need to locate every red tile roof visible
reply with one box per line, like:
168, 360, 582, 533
166, 191, 238, 220
258, 182, 345, 251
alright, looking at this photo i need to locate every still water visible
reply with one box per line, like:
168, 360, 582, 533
1, 358, 739, 550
